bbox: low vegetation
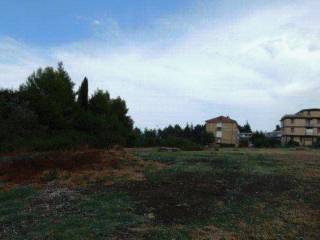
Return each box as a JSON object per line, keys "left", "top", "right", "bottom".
{"left": 1, "top": 148, "right": 319, "bottom": 239}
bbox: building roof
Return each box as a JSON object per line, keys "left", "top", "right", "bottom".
{"left": 206, "top": 116, "right": 238, "bottom": 124}
{"left": 281, "top": 108, "right": 320, "bottom": 120}
{"left": 296, "top": 108, "right": 320, "bottom": 114}
{"left": 281, "top": 114, "right": 298, "bottom": 120}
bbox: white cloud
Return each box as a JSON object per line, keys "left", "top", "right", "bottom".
{"left": 1, "top": 1, "right": 320, "bottom": 130}
{"left": 0, "top": 37, "right": 52, "bottom": 88}
{"left": 92, "top": 20, "right": 101, "bottom": 26}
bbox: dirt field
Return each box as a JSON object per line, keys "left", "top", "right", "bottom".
{"left": 0, "top": 148, "right": 319, "bottom": 239}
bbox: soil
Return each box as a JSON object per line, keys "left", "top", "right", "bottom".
{"left": 0, "top": 148, "right": 144, "bottom": 187}
{"left": 30, "top": 182, "right": 83, "bottom": 217}
{"left": 113, "top": 171, "right": 295, "bottom": 224}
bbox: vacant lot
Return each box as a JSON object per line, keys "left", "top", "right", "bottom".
{"left": 0, "top": 148, "right": 319, "bottom": 239}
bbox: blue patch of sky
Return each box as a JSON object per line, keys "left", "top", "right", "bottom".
{"left": 0, "top": 0, "right": 196, "bottom": 46}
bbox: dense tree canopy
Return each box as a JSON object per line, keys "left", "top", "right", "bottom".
{"left": 0, "top": 63, "right": 134, "bottom": 151}
{"left": 0, "top": 63, "right": 218, "bottom": 152}
{"left": 19, "top": 63, "right": 75, "bottom": 129}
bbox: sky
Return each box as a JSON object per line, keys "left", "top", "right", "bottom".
{"left": 1, "top": 0, "right": 320, "bottom": 131}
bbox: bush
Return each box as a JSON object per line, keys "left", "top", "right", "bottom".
{"left": 160, "top": 137, "right": 203, "bottom": 151}
{"left": 251, "top": 131, "right": 281, "bottom": 148}
{"left": 313, "top": 138, "right": 320, "bottom": 148}
{"left": 286, "top": 139, "right": 300, "bottom": 147}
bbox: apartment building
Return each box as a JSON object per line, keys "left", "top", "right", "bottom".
{"left": 281, "top": 108, "right": 320, "bottom": 146}
{"left": 205, "top": 116, "right": 239, "bottom": 146}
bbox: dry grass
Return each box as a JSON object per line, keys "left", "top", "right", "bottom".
{"left": 190, "top": 225, "right": 237, "bottom": 240}
{"left": 0, "top": 147, "right": 166, "bottom": 189}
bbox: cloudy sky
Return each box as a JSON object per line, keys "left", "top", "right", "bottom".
{"left": 1, "top": 0, "right": 320, "bottom": 131}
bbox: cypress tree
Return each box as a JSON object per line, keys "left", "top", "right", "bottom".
{"left": 77, "top": 77, "right": 88, "bottom": 109}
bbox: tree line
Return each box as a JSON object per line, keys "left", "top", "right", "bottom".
{"left": 0, "top": 63, "right": 133, "bottom": 151}
{"left": 132, "top": 124, "right": 214, "bottom": 150}
{"left": 0, "top": 63, "right": 213, "bottom": 152}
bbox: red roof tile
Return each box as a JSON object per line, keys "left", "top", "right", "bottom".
{"left": 206, "top": 116, "right": 237, "bottom": 124}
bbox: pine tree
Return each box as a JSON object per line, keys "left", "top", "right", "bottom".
{"left": 240, "top": 121, "right": 252, "bottom": 133}
{"left": 19, "top": 63, "right": 75, "bottom": 129}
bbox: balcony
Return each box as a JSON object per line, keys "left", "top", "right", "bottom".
{"left": 305, "top": 128, "right": 314, "bottom": 136}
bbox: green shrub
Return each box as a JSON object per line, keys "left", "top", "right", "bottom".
{"left": 251, "top": 131, "right": 281, "bottom": 148}
{"left": 313, "top": 137, "right": 320, "bottom": 148}
{"left": 286, "top": 139, "right": 300, "bottom": 147}
{"left": 160, "top": 137, "right": 203, "bottom": 151}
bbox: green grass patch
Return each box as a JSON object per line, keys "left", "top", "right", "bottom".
{"left": 0, "top": 188, "right": 144, "bottom": 240}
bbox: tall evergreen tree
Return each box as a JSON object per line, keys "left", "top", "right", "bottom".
{"left": 77, "top": 77, "right": 89, "bottom": 109}
{"left": 239, "top": 121, "right": 252, "bottom": 133}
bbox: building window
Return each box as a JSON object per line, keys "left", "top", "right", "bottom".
{"left": 318, "top": 128, "right": 320, "bottom": 134}
{"left": 216, "top": 131, "right": 222, "bottom": 138}
{"left": 307, "top": 111, "right": 311, "bottom": 116}
{"left": 306, "top": 119, "right": 311, "bottom": 126}
{"left": 216, "top": 127, "right": 222, "bottom": 131}
{"left": 291, "top": 119, "right": 294, "bottom": 124}
{"left": 306, "top": 128, "right": 314, "bottom": 135}
{"left": 318, "top": 119, "right": 320, "bottom": 125}
{"left": 291, "top": 127, "right": 294, "bottom": 133}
